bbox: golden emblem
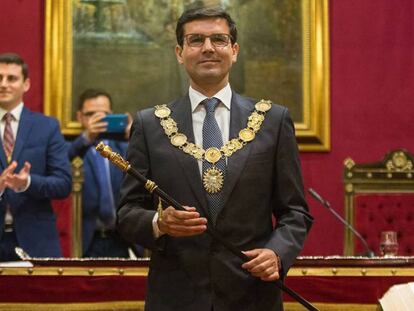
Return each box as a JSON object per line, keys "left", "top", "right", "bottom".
{"left": 255, "top": 100, "right": 272, "bottom": 112}
{"left": 203, "top": 167, "right": 224, "bottom": 193}
{"left": 161, "top": 119, "right": 178, "bottom": 135}
{"left": 155, "top": 106, "right": 171, "bottom": 118}
{"left": 248, "top": 112, "right": 265, "bottom": 132}
{"left": 205, "top": 147, "right": 222, "bottom": 164}
{"left": 193, "top": 150, "right": 204, "bottom": 160}
{"left": 189, "top": 144, "right": 200, "bottom": 155}
{"left": 239, "top": 128, "right": 255, "bottom": 142}
{"left": 171, "top": 133, "right": 187, "bottom": 147}
{"left": 221, "top": 141, "right": 235, "bottom": 157}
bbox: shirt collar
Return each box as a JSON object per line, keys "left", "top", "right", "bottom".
{"left": 0, "top": 102, "right": 24, "bottom": 122}
{"left": 189, "top": 84, "right": 232, "bottom": 112}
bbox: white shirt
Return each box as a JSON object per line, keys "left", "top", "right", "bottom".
{"left": 189, "top": 84, "right": 232, "bottom": 174}
{"left": 152, "top": 84, "right": 233, "bottom": 237}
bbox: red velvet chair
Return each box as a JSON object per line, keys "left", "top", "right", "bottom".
{"left": 343, "top": 149, "right": 414, "bottom": 256}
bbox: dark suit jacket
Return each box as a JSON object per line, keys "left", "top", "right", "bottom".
{"left": 0, "top": 107, "right": 72, "bottom": 257}
{"left": 68, "top": 137, "right": 127, "bottom": 254}
{"left": 118, "top": 92, "right": 313, "bottom": 311}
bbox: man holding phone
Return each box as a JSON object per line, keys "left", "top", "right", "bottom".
{"left": 68, "top": 88, "right": 136, "bottom": 257}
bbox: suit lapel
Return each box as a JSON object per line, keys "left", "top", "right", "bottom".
{"left": 220, "top": 93, "right": 254, "bottom": 208}
{"left": 12, "top": 107, "right": 35, "bottom": 163}
{"left": 168, "top": 96, "right": 208, "bottom": 214}
{"left": 0, "top": 134, "right": 7, "bottom": 169}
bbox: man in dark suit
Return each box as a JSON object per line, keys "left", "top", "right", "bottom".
{"left": 118, "top": 7, "right": 313, "bottom": 311}
{"left": 0, "top": 53, "right": 71, "bottom": 260}
{"left": 68, "top": 89, "right": 136, "bottom": 257}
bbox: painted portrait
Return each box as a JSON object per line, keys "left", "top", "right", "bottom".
{"left": 45, "top": 0, "right": 329, "bottom": 150}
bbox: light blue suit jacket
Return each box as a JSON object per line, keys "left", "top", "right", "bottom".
{"left": 0, "top": 107, "right": 72, "bottom": 257}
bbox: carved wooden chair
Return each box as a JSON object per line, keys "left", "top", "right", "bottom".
{"left": 343, "top": 149, "right": 414, "bottom": 256}
{"left": 70, "top": 156, "right": 84, "bottom": 257}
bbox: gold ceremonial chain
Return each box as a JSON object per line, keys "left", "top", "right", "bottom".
{"left": 154, "top": 99, "right": 272, "bottom": 193}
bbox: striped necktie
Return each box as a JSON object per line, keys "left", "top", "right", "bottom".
{"left": 3, "top": 113, "right": 15, "bottom": 164}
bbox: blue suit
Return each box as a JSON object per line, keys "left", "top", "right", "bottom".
{"left": 68, "top": 137, "right": 127, "bottom": 254}
{"left": 0, "top": 107, "right": 72, "bottom": 257}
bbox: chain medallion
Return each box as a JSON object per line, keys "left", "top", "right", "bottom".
{"left": 155, "top": 99, "right": 272, "bottom": 193}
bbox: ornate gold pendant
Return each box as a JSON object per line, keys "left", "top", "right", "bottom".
{"left": 239, "top": 128, "right": 255, "bottom": 142}
{"left": 203, "top": 167, "right": 224, "bottom": 193}
{"left": 154, "top": 105, "right": 171, "bottom": 118}
{"left": 170, "top": 133, "right": 187, "bottom": 147}
{"left": 205, "top": 147, "right": 221, "bottom": 164}
{"left": 255, "top": 99, "right": 272, "bottom": 112}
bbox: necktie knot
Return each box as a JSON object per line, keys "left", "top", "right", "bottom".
{"left": 203, "top": 97, "right": 220, "bottom": 114}
{"left": 3, "top": 113, "right": 14, "bottom": 123}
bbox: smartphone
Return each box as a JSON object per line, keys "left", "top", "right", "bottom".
{"left": 102, "top": 114, "right": 127, "bottom": 133}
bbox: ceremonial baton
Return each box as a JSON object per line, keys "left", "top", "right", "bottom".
{"left": 96, "top": 142, "right": 318, "bottom": 311}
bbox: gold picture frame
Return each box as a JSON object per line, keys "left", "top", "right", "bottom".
{"left": 44, "top": 0, "right": 330, "bottom": 151}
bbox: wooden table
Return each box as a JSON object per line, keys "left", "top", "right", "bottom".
{"left": 285, "top": 256, "right": 414, "bottom": 311}
{"left": 0, "top": 257, "right": 413, "bottom": 310}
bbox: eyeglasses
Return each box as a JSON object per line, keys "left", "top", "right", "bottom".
{"left": 184, "top": 33, "right": 233, "bottom": 48}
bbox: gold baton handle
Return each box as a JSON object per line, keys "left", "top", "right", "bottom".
{"left": 96, "top": 142, "right": 131, "bottom": 172}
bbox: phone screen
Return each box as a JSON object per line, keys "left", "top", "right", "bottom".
{"left": 102, "top": 114, "right": 127, "bottom": 133}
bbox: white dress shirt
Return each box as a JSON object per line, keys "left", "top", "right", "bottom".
{"left": 189, "top": 84, "right": 232, "bottom": 174}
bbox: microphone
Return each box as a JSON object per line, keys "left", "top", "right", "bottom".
{"left": 308, "top": 188, "right": 375, "bottom": 257}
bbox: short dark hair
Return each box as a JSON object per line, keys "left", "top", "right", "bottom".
{"left": 0, "top": 53, "right": 29, "bottom": 80}
{"left": 77, "top": 89, "right": 113, "bottom": 111}
{"left": 176, "top": 7, "right": 237, "bottom": 47}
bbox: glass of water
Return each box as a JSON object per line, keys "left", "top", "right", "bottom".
{"left": 379, "top": 231, "right": 399, "bottom": 257}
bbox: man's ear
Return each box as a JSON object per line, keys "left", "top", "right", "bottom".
{"left": 23, "top": 78, "right": 31, "bottom": 93}
{"left": 231, "top": 43, "right": 240, "bottom": 64}
{"left": 175, "top": 44, "right": 184, "bottom": 64}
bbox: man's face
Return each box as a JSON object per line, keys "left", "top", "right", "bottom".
{"left": 0, "top": 63, "right": 30, "bottom": 111}
{"left": 76, "top": 95, "right": 112, "bottom": 129}
{"left": 175, "top": 18, "right": 239, "bottom": 91}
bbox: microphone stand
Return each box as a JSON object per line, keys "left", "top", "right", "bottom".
{"left": 308, "top": 188, "right": 375, "bottom": 257}
{"left": 97, "top": 142, "right": 319, "bottom": 311}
